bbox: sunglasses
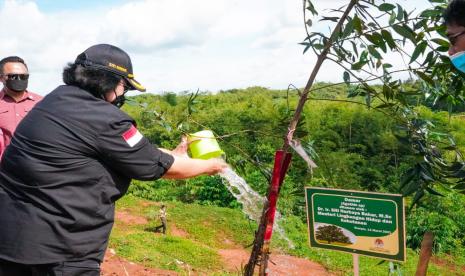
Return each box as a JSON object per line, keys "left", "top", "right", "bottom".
{"left": 121, "top": 80, "right": 130, "bottom": 94}
{"left": 3, "top": 74, "right": 29, "bottom": 81}
{"left": 448, "top": 30, "right": 465, "bottom": 46}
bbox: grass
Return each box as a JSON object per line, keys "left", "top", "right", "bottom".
{"left": 110, "top": 195, "right": 254, "bottom": 274}
{"left": 110, "top": 195, "right": 465, "bottom": 275}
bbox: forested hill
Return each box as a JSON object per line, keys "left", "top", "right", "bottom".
{"left": 123, "top": 84, "right": 465, "bottom": 256}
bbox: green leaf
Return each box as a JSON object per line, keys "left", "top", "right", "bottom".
{"left": 342, "top": 18, "right": 355, "bottom": 38}
{"left": 320, "top": 16, "right": 339, "bottom": 22}
{"left": 381, "top": 30, "right": 396, "bottom": 49}
{"left": 383, "top": 63, "right": 393, "bottom": 70}
{"left": 343, "top": 71, "right": 350, "bottom": 85}
{"left": 431, "top": 38, "right": 449, "bottom": 47}
{"left": 402, "top": 180, "right": 419, "bottom": 196}
{"left": 425, "top": 187, "right": 444, "bottom": 196}
{"left": 300, "top": 42, "right": 310, "bottom": 54}
{"left": 368, "top": 45, "right": 382, "bottom": 59}
{"left": 350, "top": 41, "right": 359, "bottom": 57}
{"left": 382, "top": 84, "right": 393, "bottom": 100}
{"left": 409, "top": 190, "right": 425, "bottom": 209}
{"left": 414, "top": 19, "right": 428, "bottom": 30}
{"left": 436, "top": 45, "right": 449, "bottom": 52}
{"left": 420, "top": 171, "right": 434, "bottom": 182}
{"left": 351, "top": 61, "right": 366, "bottom": 70}
{"left": 400, "top": 168, "right": 417, "bottom": 189}
{"left": 306, "top": 1, "right": 318, "bottom": 15}
{"left": 454, "top": 182, "right": 465, "bottom": 190}
{"left": 392, "top": 24, "right": 416, "bottom": 43}
{"left": 364, "top": 34, "right": 378, "bottom": 45}
{"left": 421, "top": 51, "right": 435, "bottom": 66}
{"left": 409, "top": 41, "right": 427, "bottom": 64}
{"left": 396, "top": 4, "right": 404, "bottom": 21}
{"left": 365, "top": 93, "right": 372, "bottom": 109}
{"left": 353, "top": 15, "right": 362, "bottom": 34}
{"left": 306, "top": 19, "right": 312, "bottom": 27}
{"left": 415, "top": 71, "right": 434, "bottom": 86}
{"left": 389, "top": 12, "right": 396, "bottom": 25}
{"left": 378, "top": 3, "right": 395, "bottom": 12}
{"left": 312, "top": 43, "right": 324, "bottom": 50}
{"left": 373, "top": 32, "right": 387, "bottom": 52}
{"left": 420, "top": 9, "right": 441, "bottom": 18}
{"left": 375, "top": 103, "right": 396, "bottom": 109}
{"left": 347, "top": 86, "right": 360, "bottom": 97}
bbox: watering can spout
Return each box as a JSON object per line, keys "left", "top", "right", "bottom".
{"left": 187, "top": 130, "right": 224, "bottom": 160}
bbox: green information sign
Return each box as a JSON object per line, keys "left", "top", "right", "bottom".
{"left": 305, "top": 187, "right": 405, "bottom": 261}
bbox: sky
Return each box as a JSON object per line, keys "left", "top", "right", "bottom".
{"left": 0, "top": 0, "right": 433, "bottom": 96}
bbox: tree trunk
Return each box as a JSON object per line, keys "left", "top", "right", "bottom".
{"left": 415, "top": 231, "right": 434, "bottom": 276}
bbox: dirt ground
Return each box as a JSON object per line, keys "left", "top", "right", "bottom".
{"left": 101, "top": 248, "right": 177, "bottom": 276}
{"left": 101, "top": 210, "right": 333, "bottom": 275}
{"left": 218, "top": 249, "right": 333, "bottom": 276}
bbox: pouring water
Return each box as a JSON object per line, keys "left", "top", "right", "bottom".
{"left": 219, "top": 167, "right": 294, "bottom": 249}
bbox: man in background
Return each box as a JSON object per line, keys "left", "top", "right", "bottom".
{"left": 155, "top": 205, "right": 168, "bottom": 234}
{"left": 0, "top": 56, "right": 42, "bottom": 159}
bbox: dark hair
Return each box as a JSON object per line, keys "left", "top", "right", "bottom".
{"left": 0, "top": 56, "right": 28, "bottom": 75}
{"left": 62, "top": 63, "right": 121, "bottom": 97}
{"left": 443, "top": 0, "right": 465, "bottom": 27}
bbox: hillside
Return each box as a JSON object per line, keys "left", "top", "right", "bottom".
{"left": 104, "top": 195, "right": 463, "bottom": 275}
{"left": 112, "top": 85, "right": 465, "bottom": 274}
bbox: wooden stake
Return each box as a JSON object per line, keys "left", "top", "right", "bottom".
{"left": 353, "top": 254, "right": 359, "bottom": 276}
{"left": 415, "top": 231, "right": 433, "bottom": 276}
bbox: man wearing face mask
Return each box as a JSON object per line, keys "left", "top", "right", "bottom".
{"left": 0, "top": 56, "right": 42, "bottom": 159}
{"left": 444, "top": 0, "right": 465, "bottom": 72}
{"left": 0, "top": 44, "right": 227, "bottom": 275}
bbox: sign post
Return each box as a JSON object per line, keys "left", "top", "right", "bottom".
{"left": 305, "top": 187, "right": 406, "bottom": 263}
{"left": 353, "top": 254, "right": 359, "bottom": 276}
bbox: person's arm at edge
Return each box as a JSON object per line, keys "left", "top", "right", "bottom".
{"left": 161, "top": 154, "right": 227, "bottom": 179}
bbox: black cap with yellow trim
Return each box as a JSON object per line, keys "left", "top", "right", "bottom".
{"left": 75, "top": 44, "right": 146, "bottom": 92}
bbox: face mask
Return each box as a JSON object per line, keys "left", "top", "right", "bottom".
{"left": 5, "top": 79, "right": 28, "bottom": 92}
{"left": 450, "top": 51, "right": 465, "bottom": 73}
{"left": 111, "top": 93, "right": 126, "bottom": 108}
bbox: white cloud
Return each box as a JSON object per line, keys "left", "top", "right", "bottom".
{"left": 0, "top": 0, "right": 433, "bottom": 95}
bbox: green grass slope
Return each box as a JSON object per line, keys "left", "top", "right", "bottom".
{"left": 110, "top": 195, "right": 464, "bottom": 275}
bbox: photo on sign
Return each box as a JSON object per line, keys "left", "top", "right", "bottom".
{"left": 314, "top": 223, "right": 356, "bottom": 246}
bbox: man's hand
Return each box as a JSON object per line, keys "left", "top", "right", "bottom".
{"left": 171, "top": 135, "right": 189, "bottom": 157}
{"left": 205, "top": 158, "right": 229, "bottom": 175}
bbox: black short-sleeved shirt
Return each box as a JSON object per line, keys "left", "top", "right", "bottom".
{"left": 0, "top": 85, "right": 174, "bottom": 264}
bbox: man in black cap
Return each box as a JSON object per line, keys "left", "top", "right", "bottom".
{"left": 0, "top": 44, "right": 227, "bottom": 275}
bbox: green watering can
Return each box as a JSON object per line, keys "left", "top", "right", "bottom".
{"left": 187, "top": 130, "right": 224, "bottom": 160}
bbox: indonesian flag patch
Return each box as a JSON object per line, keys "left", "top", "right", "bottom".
{"left": 122, "top": 125, "right": 143, "bottom": 147}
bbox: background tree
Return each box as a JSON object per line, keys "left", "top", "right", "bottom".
{"left": 316, "top": 225, "right": 353, "bottom": 244}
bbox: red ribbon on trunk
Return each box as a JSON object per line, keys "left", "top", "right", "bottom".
{"left": 264, "top": 150, "right": 292, "bottom": 241}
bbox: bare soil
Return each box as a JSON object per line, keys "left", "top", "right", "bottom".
{"left": 431, "top": 255, "right": 465, "bottom": 275}
{"left": 218, "top": 248, "right": 333, "bottom": 276}
{"left": 115, "top": 210, "right": 148, "bottom": 225}
{"left": 102, "top": 210, "right": 333, "bottom": 275}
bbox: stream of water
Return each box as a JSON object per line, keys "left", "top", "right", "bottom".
{"left": 219, "top": 167, "right": 295, "bottom": 249}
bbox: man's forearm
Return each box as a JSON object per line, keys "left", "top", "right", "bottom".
{"left": 162, "top": 155, "right": 226, "bottom": 179}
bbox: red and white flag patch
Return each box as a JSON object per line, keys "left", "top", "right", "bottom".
{"left": 122, "top": 125, "right": 143, "bottom": 147}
